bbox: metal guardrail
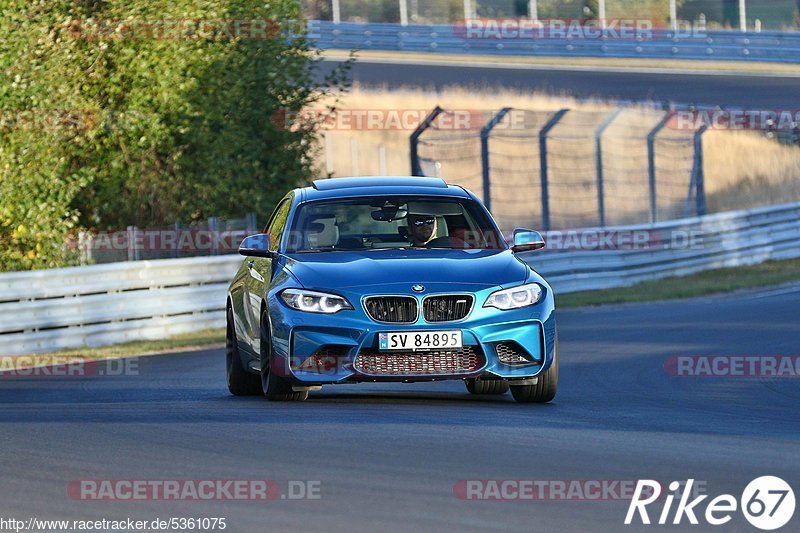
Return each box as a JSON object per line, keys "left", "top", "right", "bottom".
{"left": 1, "top": 200, "right": 798, "bottom": 355}
{"left": 0, "top": 256, "right": 241, "bottom": 355}
{"left": 308, "top": 20, "right": 800, "bottom": 63}
{"left": 522, "top": 201, "right": 800, "bottom": 292}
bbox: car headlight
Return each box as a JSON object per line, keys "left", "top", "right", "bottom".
{"left": 484, "top": 283, "right": 544, "bottom": 310}
{"left": 281, "top": 289, "right": 353, "bottom": 314}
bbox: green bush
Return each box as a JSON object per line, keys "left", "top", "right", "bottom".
{"left": 0, "top": 0, "right": 348, "bottom": 271}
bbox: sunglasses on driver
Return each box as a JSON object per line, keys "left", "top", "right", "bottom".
{"left": 410, "top": 217, "right": 435, "bottom": 227}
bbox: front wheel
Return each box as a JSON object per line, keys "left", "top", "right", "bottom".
{"left": 260, "top": 310, "right": 308, "bottom": 402}
{"left": 226, "top": 308, "right": 261, "bottom": 396}
{"left": 465, "top": 379, "right": 509, "bottom": 395}
{"left": 510, "top": 332, "right": 558, "bottom": 403}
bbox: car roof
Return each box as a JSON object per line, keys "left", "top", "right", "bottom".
{"left": 299, "top": 176, "right": 472, "bottom": 202}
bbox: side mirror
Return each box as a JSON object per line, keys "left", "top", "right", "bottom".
{"left": 511, "top": 229, "right": 545, "bottom": 253}
{"left": 238, "top": 233, "right": 272, "bottom": 258}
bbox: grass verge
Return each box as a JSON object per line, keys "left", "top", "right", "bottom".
{"left": 27, "top": 329, "right": 225, "bottom": 361}
{"left": 557, "top": 257, "right": 800, "bottom": 308}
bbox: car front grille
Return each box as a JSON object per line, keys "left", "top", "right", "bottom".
{"left": 354, "top": 346, "right": 483, "bottom": 376}
{"left": 495, "top": 341, "right": 537, "bottom": 365}
{"left": 422, "top": 294, "right": 474, "bottom": 322}
{"left": 364, "top": 296, "right": 418, "bottom": 323}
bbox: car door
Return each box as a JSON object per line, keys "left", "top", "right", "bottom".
{"left": 242, "top": 196, "right": 292, "bottom": 353}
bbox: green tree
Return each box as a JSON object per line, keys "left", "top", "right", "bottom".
{"left": 0, "top": 0, "right": 349, "bottom": 271}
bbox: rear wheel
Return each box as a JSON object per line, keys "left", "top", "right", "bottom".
{"left": 226, "top": 308, "right": 261, "bottom": 396}
{"left": 510, "top": 333, "right": 558, "bottom": 403}
{"left": 465, "top": 378, "right": 509, "bottom": 395}
{"left": 260, "top": 310, "right": 308, "bottom": 402}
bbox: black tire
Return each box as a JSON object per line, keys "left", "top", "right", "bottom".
{"left": 465, "top": 378, "right": 510, "bottom": 395}
{"left": 260, "top": 310, "right": 308, "bottom": 402}
{"left": 510, "top": 332, "right": 558, "bottom": 404}
{"left": 226, "top": 307, "right": 261, "bottom": 396}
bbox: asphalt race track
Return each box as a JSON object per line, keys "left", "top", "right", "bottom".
{"left": 318, "top": 57, "right": 800, "bottom": 109}
{"left": 2, "top": 284, "right": 799, "bottom": 532}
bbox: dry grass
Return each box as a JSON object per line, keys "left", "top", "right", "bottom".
{"left": 313, "top": 85, "right": 800, "bottom": 228}
{"left": 703, "top": 130, "right": 800, "bottom": 212}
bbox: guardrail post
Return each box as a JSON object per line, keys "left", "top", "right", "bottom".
{"left": 594, "top": 108, "right": 622, "bottom": 227}
{"left": 410, "top": 106, "right": 444, "bottom": 176}
{"left": 539, "top": 109, "right": 569, "bottom": 230}
{"left": 480, "top": 107, "right": 513, "bottom": 212}
{"left": 647, "top": 112, "right": 672, "bottom": 223}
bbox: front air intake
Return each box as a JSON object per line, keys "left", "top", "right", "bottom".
{"left": 354, "top": 346, "right": 483, "bottom": 376}
{"left": 495, "top": 341, "right": 538, "bottom": 365}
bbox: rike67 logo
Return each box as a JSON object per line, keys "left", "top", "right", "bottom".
{"left": 626, "top": 477, "right": 795, "bottom": 530}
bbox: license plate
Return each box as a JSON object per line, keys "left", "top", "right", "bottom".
{"left": 379, "top": 331, "right": 462, "bottom": 351}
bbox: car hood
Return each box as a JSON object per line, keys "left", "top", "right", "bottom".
{"left": 283, "top": 249, "right": 530, "bottom": 290}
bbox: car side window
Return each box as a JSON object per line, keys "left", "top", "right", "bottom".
{"left": 265, "top": 199, "right": 292, "bottom": 252}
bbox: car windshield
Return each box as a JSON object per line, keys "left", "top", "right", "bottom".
{"left": 286, "top": 196, "right": 506, "bottom": 253}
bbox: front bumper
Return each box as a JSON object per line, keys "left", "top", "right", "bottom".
{"left": 267, "top": 285, "right": 556, "bottom": 384}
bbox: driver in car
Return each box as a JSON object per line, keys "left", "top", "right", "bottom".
{"left": 407, "top": 213, "right": 437, "bottom": 247}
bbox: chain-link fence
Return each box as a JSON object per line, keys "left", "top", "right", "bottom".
{"left": 302, "top": 0, "right": 800, "bottom": 31}
{"left": 412, "top": 106, "right": 706, "bottom": 231}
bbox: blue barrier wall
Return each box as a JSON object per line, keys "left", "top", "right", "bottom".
{"left": 308, "top": 20, "right": 800, "bottom": 63}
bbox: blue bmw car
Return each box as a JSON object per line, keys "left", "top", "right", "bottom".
{"left": 226, "top": 176, "right": 557, "bottom": 403}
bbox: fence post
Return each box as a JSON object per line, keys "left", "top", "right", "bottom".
{"left": 594, "top": 108, "right": 622, "bottom": 227}
{"left": 246, "top": 212, "right": 258, "bottom": 234}
{"left": 647, "top": 112, "right": 672, "bottom": 224}
{"left": 378, "top": 143, "right": 387, "bottom": 176}
{"left": 539, "top": 109, "right": 569, "bottom": 231}
{"left": 693, "top": 125, "right": 707, "bottom": 216}
{"left": 350, "top": 138, "right": 359, "bottom": 176}
{"left": 410, "top": 106, "right": 443, "bottom": 176}
{"left": 480, "top": 107, "right": 513, "bottom": 212}
{"left": 323, "top": 131, "right": 334, "bottom": 177}
{"left": 126, "top": 225, "right": 138, "bottom": 262}
{"left": 208, "top": 216, "right": 219, "bottom": 256}
{"left": 78, "top": 231, "right": 92, "bottom": 265}
{"left": 173, "top": 222, "right": 181, "bottom": 258}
